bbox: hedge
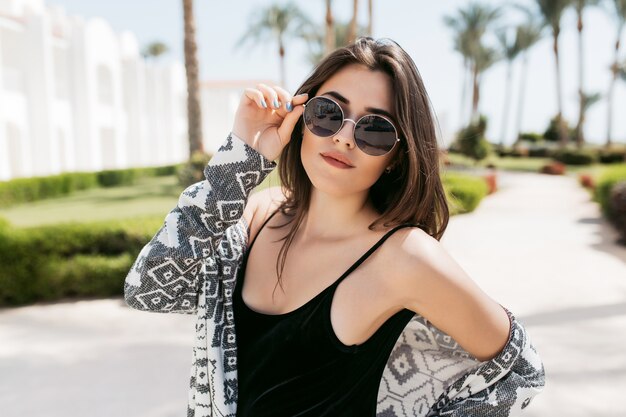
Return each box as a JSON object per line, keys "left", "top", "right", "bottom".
{"left": 442, "top": 172, "right": 489, "bottom": 214}
{"left": 0, "top": 216, "right": 163, "bottom": 307}
{"left": 551, "top": 149, "right": 597, "bottom": 165}
{"left": 0, "top": 164, "right": 180, "bottom": 208}
{"left": 594, "top": 164, "right": 626, "bottom": 219}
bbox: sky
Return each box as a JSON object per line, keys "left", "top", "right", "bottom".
{"left": 47, "top": 0, "right": 626, "bottom": 146}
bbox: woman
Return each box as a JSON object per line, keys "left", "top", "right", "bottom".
{"left": 124, "top": 37, "right": 545, "bottom": 417}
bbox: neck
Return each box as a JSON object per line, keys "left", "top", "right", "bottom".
{"left": 297, "top": 187, "right": 378, "bottom": 243}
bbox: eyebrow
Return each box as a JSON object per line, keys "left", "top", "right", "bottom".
{"left": 319, "top": 90, "right": 396, "bottom": 122}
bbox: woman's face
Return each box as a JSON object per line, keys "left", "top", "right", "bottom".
{"left": 300, "top": 63, "right": 400, "bottom": 197}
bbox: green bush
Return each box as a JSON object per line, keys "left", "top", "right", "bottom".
{"left": 598, "top": 149, "right": 626, "bottom": 164}
{"left": 526, "top": 144, "right": 553, "bottom": 158}
{"left": 543, "top": 115, "right": 575, "bottom": 143}
{"left": 0, "top": 163, "right": 183, "bottom": 208}
{"left": 518, "top": 132, "right": 544, "bottom": 143}
{"left": 609, "top": 181, "right": 626, "bottom": 243}
{"left": 96, "top": 168, "right": 138, "bottom": 187}
{"left": 151, "top": 164, "right": 180, "bottom": 176}
{"left": 0, "top": 173, "right": 98, "bottom": 208}
{"left": 443, "top": 172, "right": 489, "bottom": 214}
{"left": 594, "top": 164, "right": 626, "bottom": 218}
{"left": 453, "top": 115, "right": 492, "bottom": 163}
{"left": 552, "top": 149, "right": 597, "bottom": 165}
{"left": 44, "top": 253, "right": 134, "bottom": 300}
{"left": 0, "top": 216, "right": 164, "bottom": 307}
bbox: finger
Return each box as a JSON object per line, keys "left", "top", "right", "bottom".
{"left": 273, "top": 85, "right": 293, "bottom": 111}
{"left": 257, "top": 83, "right": 281, "bottom": 109}
{"left": 244, "top": 88, "right": 267, "bottom": 109}
{"left": 290, "top": 92, "right": 309, "bottom": 106}
{"left": 277, "top": 103, "right": 305, "bottom": 145}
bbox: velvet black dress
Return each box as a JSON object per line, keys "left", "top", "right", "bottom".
{"left": 233, "top": 210, "right": 418, "bottom": 416}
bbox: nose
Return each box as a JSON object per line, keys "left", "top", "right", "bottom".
{"left": 333, "top": 119, "right": 356, "bottom": 149}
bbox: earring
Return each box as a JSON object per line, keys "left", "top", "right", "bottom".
{"left": 384, "top": 166, "right": 392, "bottom": 173}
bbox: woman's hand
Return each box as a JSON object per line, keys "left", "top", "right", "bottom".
{"left": 232, "top": 84, "right": 308, "bottom": 162}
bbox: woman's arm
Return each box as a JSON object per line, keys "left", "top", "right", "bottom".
{"left": 425, "top": 306, "right": 545, "bottom": 416}
{"left": 123, "top": 132, "right": 277, "bottom": 314}
{"left": 393, "top": 229, "right": 546, "bottom": 415}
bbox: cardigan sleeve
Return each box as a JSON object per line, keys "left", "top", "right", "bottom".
{"left": 425, "top": 305, "right": 546, "bottom": 416}
{"left": 123, "top": 132, "right": 277, "bottom": 314}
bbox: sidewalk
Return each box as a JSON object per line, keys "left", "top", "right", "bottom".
{"left": 440, "top": 170, "right": 626, "bottom": 416}
{"left": 1, "top": 170, "right": 625, "bottom": 416}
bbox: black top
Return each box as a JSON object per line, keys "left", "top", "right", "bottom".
{"left": 233, "top": 210, "right": 419, "bottom": 416}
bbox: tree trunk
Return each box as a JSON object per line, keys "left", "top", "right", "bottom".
{"left": 279, "top": 40, "right": 286, "bottom": 88}
{"left": 183, "top": 0, "right": 204, "bottom": 156}
{"left": 553, "top": 29, "right": 568, "bottom": 148}
{"left": 606, "top": 31, "right": 622, "bottom": 149}
{"left": 348, "top": 0, "right": 358, "bottom": 44}
{"left": 471, "top": 62, "right": 480, "bottom": 124}
{"left": 367, "top": 0, "right": 373, "bottom": 36}
{"left": 500, "top": 60, "right": 513, "bottom": 146}
{"left": 515, "top": 52, "right": 530, "bottom": 144}
{"left": 575, "top": 11, "right": 585, "bottom": 149}
{"left": 325, "top": 0, "right": 335, "bottom": 54}
{"left": 459, "top": 58, "right": 469, "bottom": 128}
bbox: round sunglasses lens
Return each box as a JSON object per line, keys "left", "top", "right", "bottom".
{"left": 304, "top": 97, "right": 343, "bottom": 137}
{"left": 354, "top": 115, "right": 397, "bottom": 156}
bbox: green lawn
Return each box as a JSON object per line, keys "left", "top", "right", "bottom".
{"left": 445, "top": 151, "right": 626, "bottom": 179}
{"left": 0, "top": 169, "right": 283, "bottom": 228}
{"left": 445, "top": 152, "right": 552, "bottom": 172}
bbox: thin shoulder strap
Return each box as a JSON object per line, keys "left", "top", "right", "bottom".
{"left": 247, "top": 207, "right": 281, "bottom": 251}
{"left": 334, "top": 223, "right": 421, "bottom": 285}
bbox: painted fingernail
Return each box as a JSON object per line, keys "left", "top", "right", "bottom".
{"left": 273, "top": 99, "right": 280, "bottom": 108}
{"left": 261, "top": 99, "right": 267, "bottom": 108}
{"left": 286, "top": 101, "right": 293, "bottom": 112}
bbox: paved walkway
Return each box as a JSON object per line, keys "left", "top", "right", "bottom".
{"left": 440, "top": 170, "right": 626, "bottom": 416}
{"left": 1, "top": 170, "right": 625, "bottom": 416}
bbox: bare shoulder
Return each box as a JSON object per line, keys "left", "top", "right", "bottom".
{"left": 386, "top": 226, "right": 511, "bottom": 362}
{"left": 386, "top": 225, "right": 479, "bottom": 307}
{"left": 243, "top": 185, "right": 288, "bottom": 244}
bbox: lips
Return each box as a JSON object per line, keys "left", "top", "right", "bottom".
{"left": 320, "top": 152, "right": 354, "bottom": 167}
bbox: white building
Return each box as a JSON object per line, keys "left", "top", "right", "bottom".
{"left": 0, "top": 0, "right": 287, "bottom": 182}
{"left": 0, "top": 0, "right": 188, "bottom": 181}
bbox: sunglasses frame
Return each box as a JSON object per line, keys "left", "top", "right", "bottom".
{"left": 301, "top": 95, "right": 401, "bottom": 157}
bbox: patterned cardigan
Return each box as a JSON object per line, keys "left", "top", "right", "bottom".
{"left": 123, "top": 132, "right": 546, "bottom": 417}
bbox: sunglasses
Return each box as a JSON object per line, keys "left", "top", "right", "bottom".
{"left": 302, "top": 96, "right": 401, "bottom": 157}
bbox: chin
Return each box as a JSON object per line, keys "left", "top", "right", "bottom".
{"left": 304, "top": 155, "right": 381, "bottom": 197}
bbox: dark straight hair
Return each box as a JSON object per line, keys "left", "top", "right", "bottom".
{"left": 265, "top": 37, "right": 449, "bottom": 297}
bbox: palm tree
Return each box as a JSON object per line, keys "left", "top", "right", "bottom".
{"left": 235, "top": 2, "right": 313, "bottom": 88}
{"left": 182, "top": 0, "right": 203, "bottom": 156}
{"left": 513, "top": 12, "right": 544, "bottom": 144}
{"left": 444, "top": 2, "right": 502, "bottom": 125}
{"left": 573, "top": 0, "right": 601, "bottom": 148}
{"left": 141, "top": 41, "right": 169, "bottom": 61}
{"left": 325, "top": 0, "right": 335, "bottom": 55}
{"left": 347, "top": 0, "right": 359, "bottom": 44}
{"left": 620, "top": 59, "right": 626, "bottom": 80}
{"left": 303, "top": 19, "right": 368, "bottom": 66}
{"left": 472, "top": 44, "right": 501, "bottom": 121}
{"left": 578, "top": 92, "right": 602, "bottom": 146}
{"left": 605, "top": 0, "right": 626, "bottom": 148}
{"left": 533, "top": 0, "right": 573, "bottom": 147}
{"left": 450, "top": 30, "right": 474, "bottom": 127}
{"left": 495, "top": 27, "right": 523, "bottom": 146}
